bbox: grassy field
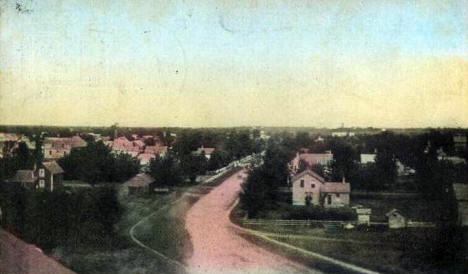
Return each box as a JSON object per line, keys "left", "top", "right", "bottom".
{"left": 232, "top": 195, "right": 467, "bottom": 274}
{"left": 60, "top": 186, "right": 191, "bottom": 274}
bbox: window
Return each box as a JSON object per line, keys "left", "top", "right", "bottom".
{"left": 49, "top": 151, "right": 52, "bottom": 155}
{"left": 39, "top": 180, "right": 45, "bottom": 188}
{"left": 39, "top": 169, "right": 45, "bottom": 177}
{"left": 336, "top": 193, "right": 340, "bottom": 197}
{"left": 300, "top": 180, "right": 304, "bottom": 188}
{"left": 311, "top": 184, "right": 315, "bottom": 188}
{"left": 327, "top": 195, "right": 332, "bottom": 205}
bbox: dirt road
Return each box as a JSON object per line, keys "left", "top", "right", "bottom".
{"left": 185, "top": 169, "right": 319, "bottom": 274}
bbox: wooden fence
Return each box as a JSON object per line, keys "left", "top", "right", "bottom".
{"left": 242, "top": 219, "right": 435, "bottom": 228}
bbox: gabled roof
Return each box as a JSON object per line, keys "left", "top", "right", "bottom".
{"left": 42, "top": 161, "right": 64, "bottom": 174}
{"left": 291, "top": 168, "right": 325, "bottom": 183}
{"left": 126, "top": 173, "right": 155, "bottom": 187}
{"left": 296, "top": 153, "right": 333, "bottom": 167}
{"left": 386, "top": 208, "right": 404, "bottom": 217}
{"left": 195, "top": 147, "right": 215, "bottom": 155}
{"left": 321, "top": 182, "right": 350, "bottom": 193}
{"left": 453, "top": 184, "right": 468, "bottom": 202}
{"left": 9, "top": 170, "right": 36, "bottom": 183}
{"left": 70, "top": 136, "right": 87, "bottom": 148}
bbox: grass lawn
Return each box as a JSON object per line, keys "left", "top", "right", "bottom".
{"left": 233, "top": 196, "right": 467, "bottom": 274}
{"left": 59, "top": 185, "right": 191, "bottom": 274}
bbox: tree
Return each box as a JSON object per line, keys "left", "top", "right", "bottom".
{"left": 240, "top": 142, "right": 290, "bottom": 217}
{"left": 148, "top": 153, "right": 183, "bottom": 186}
{"left": 58, "top": 141, "right": 139, "bottom": 184}
{"left": 180, "top": 154, "right": 207, "bottom": 182}
{"left": 207, "top": 150, "right": 229, "bottom": 171}
{"left": 329, "top": 139, "right": 357, "bottom": 181}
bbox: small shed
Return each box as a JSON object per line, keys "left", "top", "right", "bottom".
{"left": 386, "top": 209, "right": 407, "bottom": 229}
{"left": 126, "top": 173, "right": 155, "bottom": 196}
{"left": 354, "top": 205, "right": 372, "bottom": 225}
{"left": 453, "top": 184, "right": 468, "bottom": 226}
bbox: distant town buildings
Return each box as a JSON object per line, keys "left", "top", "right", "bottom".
{"left": 453, "top": 134, "right": 467, "bottom": 151}
{"left": 43, "top": 136, "right": 86, "bottom": 160}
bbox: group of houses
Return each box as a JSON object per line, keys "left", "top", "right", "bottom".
{"left": 43, "top": 136, "right": 87, "bottom": 160}
{"left": 103, "top": 136, "right": 215, "bottom": 168}
{"left": 104, "top": 136, "right": 168, "bottom": 167}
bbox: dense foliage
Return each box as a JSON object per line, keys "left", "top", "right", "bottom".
{"left": 58, "top": 141, "right": 140, "bottom": 184}
{"left": 148, "top": 153, "right": 184, "bottom": 186}
{"left": 240, "top": 141, "right": 290, "bottom": 217}
{"left": 0, "top": 184, "right": 123, "bottom": 252}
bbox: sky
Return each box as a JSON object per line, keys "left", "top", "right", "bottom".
{"left": 1, "top": 0, "right": 467, "bottom": 128}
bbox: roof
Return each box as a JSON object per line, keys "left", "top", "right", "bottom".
{"left": 70, "top": 136, "right": 86, "bottom": 148}
{"left": 360, "top": 154, "right": 376, "bottom": 164}
{"left": 133, "top": 140, "right": 145, "bottom": 147}
{"left": 321, "top": 182, "right": 350, "bottom": 193}
{"left": 42, "top": 161, "right": 64, "bottom": 174}
{"left": 291, "top": 168, "right": 325, "bottom": 183}
{"left": 386, "top": 208, "right": 404, "bottom": 217}
{"left": 196, "top": 147, "right": 215, "bottom": 155}
{"left": 145, "top": 145, "right": 168, "bottom": 154}
{"left": 297, "top": 153, "right": 333, "bottom": 166}
{"left": 453, "top": 184, "right": 468, "bottom": 201}
{"left": 0, "top": 133, "right": 20, "bottom": 142}
{"left": 126, "top": 173, "right": 155, "bottom": 187}
{"left": 9, "top": 170, "right": 36, "bottom": 183}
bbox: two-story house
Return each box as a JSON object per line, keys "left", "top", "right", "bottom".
{"left": 7, "top": 161, "right": 64, "bottom": 191}
{"left": 291, "top": 168, "right": 350, "bottom": 207}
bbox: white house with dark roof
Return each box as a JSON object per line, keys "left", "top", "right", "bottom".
{"left": 291, "top": 169, "right": 350, "bottom": 207}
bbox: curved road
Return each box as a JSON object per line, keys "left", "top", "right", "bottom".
{"left": 185, "top": 169, "right": 320, "bottom": 274}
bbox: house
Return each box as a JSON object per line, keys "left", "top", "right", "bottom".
{"left": 354, "top": 206, "right": 372, "bottom": 225}
{"left": 126, "top": 173, "right": 156, "bottom": 196}
{"left": 39, "top": 161, "right": 64, "bottom": 191}
{"left": 43, "top": 136, "right": 86, "bottom": 160}
{"left": 291, "top": 169, "right": 350, "bottom": 207}
{"left": 396, "top": 160, "right": 415, "bottom": 176}
{"left": 6, "top": 161, "right": 64, "bottom": 191}
{"left": 289, "top": 152, "right": 333, "bottom": 174}
{"left": 453, "top": 184, "right": 468, "bottom": 226}
{"left": 194, "top": 146, "right": 215, "bottom": 159}
{"left": 8, "top": 170, "right": 37, "bottom": 189}
{"left": 386, "top": 209, "right": 407, "bottom": 229}
{"left": 144, "top": 145, "right": 168, "bottom": 156}
{"left": 133, "top": 140, "right": 146, "bottom": 151}
{"left": 138, "top": 153, "right": 156, "bottom": 167}
{"left": 360, "top": 154, "right": 376, "bottom": 164}
{"left": 331, "top": 131, "right": 355, "bottom": 137}
{"left": 454, "top": 134, "right": 467, "bottom": 151}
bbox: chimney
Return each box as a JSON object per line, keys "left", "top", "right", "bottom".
{"left": 342, "top": 176, "right": 346, "bottom": 184}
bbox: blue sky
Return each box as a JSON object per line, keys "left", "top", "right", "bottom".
{"left": 1, "top": 0, "right": 467, "bottom": 127}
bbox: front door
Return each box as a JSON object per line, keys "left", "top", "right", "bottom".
{"left": 305, "top": 192, "right": 312, "bottom": 206}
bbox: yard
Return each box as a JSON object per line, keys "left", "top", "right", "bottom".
{"left": 232, "top": 195, "right": 467, "bottom": 274}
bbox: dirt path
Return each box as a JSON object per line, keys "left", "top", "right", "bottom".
{"left": 185, "top": 170, "right": 319, "bottom": 274}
